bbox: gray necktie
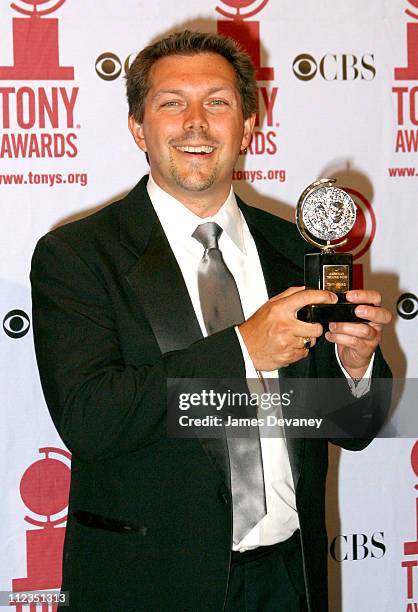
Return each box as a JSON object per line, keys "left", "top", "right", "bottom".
{"left": 192, "top": 221, "right": 267, "bottom": 544}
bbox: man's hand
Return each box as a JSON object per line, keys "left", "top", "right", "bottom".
{"left": 325, "top": 289, "right": 392, "bottom": 379}
{"left": 238, "top": 286, "right": 338, "bottom": 371}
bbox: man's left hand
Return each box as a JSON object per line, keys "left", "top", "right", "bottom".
{"left": 325, "top": 289, "right": 392, "bottom": 379}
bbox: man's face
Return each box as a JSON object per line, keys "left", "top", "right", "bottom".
{"left": 129, "top": 53, "right": 255, "bottom": 211}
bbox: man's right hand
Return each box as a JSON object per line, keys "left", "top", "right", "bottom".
{"left": 238, "top": 286, "right": 338, "bottom": 371}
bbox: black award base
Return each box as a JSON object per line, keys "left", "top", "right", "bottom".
{"left": 297, "top": 251, "right": 368, "bottom": 325}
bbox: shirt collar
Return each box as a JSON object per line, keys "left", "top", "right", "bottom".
{"left": 147, "top": 174, "right": 246, "bottom": 253}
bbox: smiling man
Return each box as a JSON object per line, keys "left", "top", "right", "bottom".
{"left": 127, "top": 52, "right": 254, "bottom": 213}
{"left": 31, "top": 31, "right": 392, "bottom": 611}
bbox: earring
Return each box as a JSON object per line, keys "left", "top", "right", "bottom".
{"left": 240, "top": 147, "right": 247, "bottom": 154}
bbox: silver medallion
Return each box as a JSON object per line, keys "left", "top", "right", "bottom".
{"left": 296, "top": 179, "right": 356, "bottom": 249}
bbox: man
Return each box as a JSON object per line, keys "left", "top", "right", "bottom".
{"left": 31, "top": 31, "right": 392, "bottom": 611}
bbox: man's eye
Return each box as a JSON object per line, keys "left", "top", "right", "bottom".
{"left": 161, "top": 101, "right": 180, "bottom": 107}
{"left": 209, "top": 99, "right": 228, "bottom": 106}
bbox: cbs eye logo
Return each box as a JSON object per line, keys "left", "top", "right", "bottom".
{"left": 293, "top": 54, "right": 318, "bottom": 81}
{"left": 292, "top": 53, "right": 376, "bottom": 81}
{"left": 397, "top": 293, "right": 418, "bottom": 320}
{"left": 3, "top": 310, "right": 30, "bottom": 339}
{"left": 95, "top": 52, "right": 136, "bottom": 81}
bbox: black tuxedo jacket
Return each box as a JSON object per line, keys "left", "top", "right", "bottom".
{"left": 31, "top": 176, "right": 391, "bottom": 612}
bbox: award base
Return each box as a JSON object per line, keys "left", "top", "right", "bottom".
{"left": 297, "top": 251, "right": 368, "bottom": 325}
{"left": 297, "top": 302, "right": 366, "bottom": 325}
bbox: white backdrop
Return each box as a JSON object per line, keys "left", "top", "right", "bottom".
{"left": 0, "top": 1, "right": 417, "bottom": 610}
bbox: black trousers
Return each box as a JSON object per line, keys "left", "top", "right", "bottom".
{"left": 225, "top": 530, "right": 308, "bottom": 611}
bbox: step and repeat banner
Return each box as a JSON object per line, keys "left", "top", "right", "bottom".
{"left": 0, "top": 0, "right": 417, "bottom": 610}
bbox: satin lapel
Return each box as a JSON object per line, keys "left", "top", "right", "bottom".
{"left": 120, "top": 177, "right": 202, "bottom": 353}
{"left": 121, "top": 178, "right": 229, "bottom": 487}
{"left": 126, "top": 220, "right": 202, "bottom": 354}
{"left": 239, "top": 203, "right": 310, "bottom": 489}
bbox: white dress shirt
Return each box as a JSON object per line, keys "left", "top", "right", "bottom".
{"left": 146, "top": 174, "right": 372, "bottom": 552}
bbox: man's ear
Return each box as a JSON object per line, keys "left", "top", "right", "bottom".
{"left": 241, "top": 113, "right": 256, "bottom": 150}
{"left": 128, "top": 115, "right": 147, "bottom": 152}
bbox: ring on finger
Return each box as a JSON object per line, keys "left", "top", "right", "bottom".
{"left": 302, "top": 337, "right": 312, "bottom": 350}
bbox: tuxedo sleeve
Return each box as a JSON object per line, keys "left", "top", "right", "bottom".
{"left": 31, "top": 233, "right": 245, "bottom": 461}
{"left": 312, "top": 335, "right": 392, "bottom": 450}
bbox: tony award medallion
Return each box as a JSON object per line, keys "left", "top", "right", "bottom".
{"left": 296, "top": 178, "right": 365, "bottom": 324}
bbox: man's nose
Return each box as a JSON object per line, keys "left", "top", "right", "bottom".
{"left": 183, "top": 102, "right": 209, "bottom": 131}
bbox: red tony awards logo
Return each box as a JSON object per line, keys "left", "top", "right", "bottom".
{"left": 215, "top": 0, "right": 280, "bottom": 157}
{"left": 395, "top": 0, "right": 418, "bottom": 80}
{"left": 11, "top": 447, "right": 71, "bottom": 606}
{"left": 402, "top": 441, "right": 418, "bottom": 609}
{"left": 392, "top": 1, "right": 418, "bottom": 153}
{"left": 216, "top": 0, "right": 274, "bottom": 81}
{"left": 0, "top": 0, "right": 74, "bottom": 80}
{"left": 337, "top": 188, "right": 376, "bottom": 289}
{"left": 0, "top": 0, "right": 79, "bottom": 159}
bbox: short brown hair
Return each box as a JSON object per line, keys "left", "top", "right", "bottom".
{"left": 126, "top": 30, "right": 257, "bottom": 123}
